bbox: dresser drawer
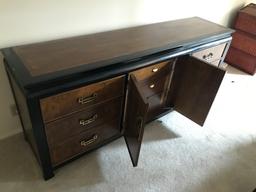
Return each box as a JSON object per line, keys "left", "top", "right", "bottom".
{"left": 192, "top": 43, "right": 226, "bottom": 63}
{"left": 130, "top": 60, "right": 173, "bottom": 82}
{"left": 140, "top": 74, "right": 169, "bottom": 98}
{"left": 40, "top": 75, "right": 125, "bottom": 122}
{"left": 50, "top": 119, "right": 120, "bottom": 165}
{"left": 45, "top": 98, "right": 123, "bottom": 146}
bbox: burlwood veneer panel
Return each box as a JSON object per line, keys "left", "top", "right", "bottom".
{"left": 50, "top": 119, "right": 120, "bottom": 166}
{"left": 40, "top": 75, "right": 125, "bottom": 123}
{"left": 45, "top": 97, "right": 123, "bottom": 146}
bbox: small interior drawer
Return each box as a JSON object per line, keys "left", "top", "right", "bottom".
{"left": 50, "top": 119, "right": 120, "bottom": 166}
{"left": 130, "top": 60, "right": 173, "bottom": 82}
{"left": 192, "top": 43, "right": 227, "bottom": 63}
{"left": 139, "top": 74, "right": 169, "bottom": 98}
{"left": 40, "top": 75, "right": 125, "bottom": 123}
{"left": 45, "top": 97, "right": 123, "bottom": 146}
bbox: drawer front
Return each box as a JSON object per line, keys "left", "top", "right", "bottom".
{"left": 192, "top": 43, "right": 226, "bottom": 63}
{"left": 140, "top": 74, "right": 169, "bottom": 98}
{"left": 50, "top": 119, "right": 120, "bottom": 165}
{"left": 130, "top": 60, "right": 173, "bottom": 82}
{"left": 40, "top": 75, "right": 125, "bottom": 123}
{"left": 45, "top": 98, "right": 123, "bottom": 146}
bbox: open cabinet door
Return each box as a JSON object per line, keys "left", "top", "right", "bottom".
{"left": 124, "top": 75, "right": 149, "bottom": 166}
{"left": 168, "top": 56, "right": 225, "bottom": 126}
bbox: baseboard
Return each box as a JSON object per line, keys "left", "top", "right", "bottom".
{"left": 0, "top": 128, "right": 22, "bottom": 140}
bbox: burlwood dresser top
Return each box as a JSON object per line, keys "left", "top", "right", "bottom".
{"left": 3, "top": 17, "right": 233, "bottom": 90}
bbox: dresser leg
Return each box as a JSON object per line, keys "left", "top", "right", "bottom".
{"left": 43, "top": 169, "right": 54, "bottom": 180}
{"left": 23, "top": 132, "right": 28, "bottom": 141}
{"left": 27, "top": 97, "right": 55, "bottom": 181}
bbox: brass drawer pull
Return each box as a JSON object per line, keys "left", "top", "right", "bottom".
{"left": 203, "top": 52, "right": 213, "bottom": 60}
{"left": 152, "top": 68, "right": 159, "bottom": 72}
{"left": 77, "top": 93, "right": 98, "bottom": 105}
{"left": 80, "top": 135, "right": 98, "bottom": 147}
{"left": 79, "top": 114, "right": 98, "bottom": 126}
{"left": 149, "top": 84, "right": 155, "bottom": 89}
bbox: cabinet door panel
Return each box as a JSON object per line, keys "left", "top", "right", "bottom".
{"left": 168, "top": 56, "right": 225, "bottom": 126}
{"left": 124, "top": 75, "right": 149, "bottom": 166}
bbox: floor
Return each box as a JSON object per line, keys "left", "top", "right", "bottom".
{"left": 0, "top": 66, "right": 255, "bottom": 192}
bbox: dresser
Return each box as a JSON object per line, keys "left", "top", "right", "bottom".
{"left": 2, "top": 17, "right": 234, "bottom": 180}
{"left": 225, "top": 3, "right": 256, "bottom": 75}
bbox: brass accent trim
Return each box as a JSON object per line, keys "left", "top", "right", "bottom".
{"left": 203, "top": 52, "right": 213, "bottom": 60}
{"left": 152, "top": 68, "right": 159, "bottom": 72}
{"left": 79, "top": 114, "right": 98, "bottom": 126}
{"left": 77, "top": 93, "right": 97, "bottom": 105}
{"left": 80, "top": 135, "right": 98, "bottom": 147}
{"left": 149, "top": 84, "right": 155, "bottom": 89}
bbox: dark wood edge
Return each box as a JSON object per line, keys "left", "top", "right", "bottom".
{"left": 119, "top": 75, "right": 129, "bottom": 133}
{"left": 4, "top": 64, "right": 28, "bottom": 141}
{"left": 26, "top": 96, "right": 54, "bottom": 180}
{"left": 219, "top": 40, "right": 232, "bottom": 67}
{"left": 4, "top": 65, "right": 46, "bottom": 174}
{"left": 2, "top": 49, "right": 31, "bottom": 92}
{"left": 124, "top": 137, "right": 137, "bottom": 167}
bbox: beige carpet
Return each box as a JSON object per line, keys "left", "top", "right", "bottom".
{"left": 0, "top": 66, "right": 256, "bottom": 192}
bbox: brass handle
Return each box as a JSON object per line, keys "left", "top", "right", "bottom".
{"left": 137, "top": 117, "right": 144, "bottom": 141}
{"left": 203, "top": 52, "right": 213, "bottom": 60}
{"left": 77, "top": 93, "right": 97, "bottom": 105}
{"left": 149, "top": 84, "right": 155, "bottom": 89}
{"left": 79, "top": 114, "right": 98, "bottom": 126}
{"left": 80, "top": 135, "right": 98, "bottom": 147}
{"left": 152, "top": 68, "right": 159, "bottom": 73}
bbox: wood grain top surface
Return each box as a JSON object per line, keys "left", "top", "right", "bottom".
{"left": 13, "top": 17, "right": 232, "bottom": 77}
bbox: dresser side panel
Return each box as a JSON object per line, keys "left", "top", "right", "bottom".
{"left": 6, "top": 68, "right": 40, "bottom": 161}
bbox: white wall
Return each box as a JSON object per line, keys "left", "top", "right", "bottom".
{"left": 0, "top": 0, "right": 247, "bottom": 139}
{"left": 247, "top": 0, "right": 256, "bottom": 4}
